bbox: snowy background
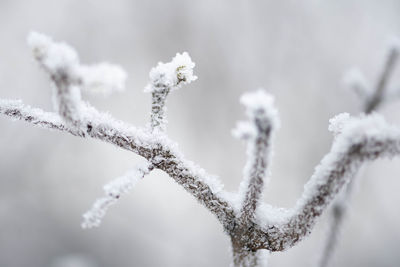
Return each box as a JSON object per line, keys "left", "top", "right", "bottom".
{"left": 1, "top": 0, "right": 400, "bottom": 266}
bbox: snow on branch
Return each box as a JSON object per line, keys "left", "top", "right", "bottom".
{"left": 233, "top": 89, "right": 279, "bottom": 224}
{"left": 319, "top": 37, "right": 400, "bottom": 267}
{"left": 145, "top": 52, "right": 197, "bottom": 132}
{"left": 4, "top": 32, "right": 400, "bottom": 267}
{"left": 82, "top": 161, "right": 153, "bottom": 228}
{"left": 254, "top": 114, "right": 400, "bottom": 252}
{"left": 28, "top": 32, "right": 127, "bottom": 130}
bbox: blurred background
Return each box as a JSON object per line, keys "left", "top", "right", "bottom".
{"left": 1, "top": 0, "right": 400, "bottom": 266}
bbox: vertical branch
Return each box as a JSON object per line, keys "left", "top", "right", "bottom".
{"left": 235, "top": 90, "right": 279, "bottom": 224}
{"left": 239, "top": 122, "right": 272, "bottom": 224}
{"left": 231, "top": 243, "right": 269, "bottom": 267}
{"left": 318, "top": 40, "right": 399, "bottom": 267}
{"left": 28, "top": 32, "right": 84, "bottom": 129}
{"left": 145, "top": 52, "right": 197, "bottom": 133}
{"left": 150, "top": 88, "right": 170, "bottom": 131}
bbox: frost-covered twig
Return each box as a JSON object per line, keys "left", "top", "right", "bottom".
{"left": 145, "top": 52, "right": 197, "bottom": 132}
{"left": 318, "top": 39, "right": 400, "bottom": 267}
{"left": 0, "top": 33, "right": 233, "bottom": 229}
{"left": 2, "top": 33, "right": 400, "bottom": 267}
{"left": 82, "top": 162, "right": 153, "bottom": 228}
{"left": 234, "top": 90, "right": 278, "bottom": 225}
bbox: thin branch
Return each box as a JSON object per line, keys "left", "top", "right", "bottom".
{"left": 145, "top": 52, "right": 197, "bottom": 133}
{"left": 236, "top": 90, "right": 278, "bottom": 225}
{"left": 365, "top": 45, "right": 399, "bottom": 113}
{"left": 82, "top": 162, "right": 153, "bottom": 228}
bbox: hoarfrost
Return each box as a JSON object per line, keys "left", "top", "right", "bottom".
{"left": 78, "top": 63, "right": 127, "bottom": 95}
{"left": 28, "top": 31, "right": 127, "bottom": 95}
{"left": 144, "top": 52, "right": 197, "bottom": 93}
{"left": 328, "top": 112, "right": 350, "bottom": 137}
{"left": 28, "top": 32, "right": 79, "bottom": 75}
{"left": 82, "top": 161, "right": 151, "bottom": 228}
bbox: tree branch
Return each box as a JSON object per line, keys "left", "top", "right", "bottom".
{"left": 3, "top": 32, "right": 400, "bottom": 267}
{"left": 252, "top": 114, "right": 400, "bottom": 252}
{"left": 235, "top": 90, "right": 278, "bottom": 225}
{"left": 318, "top": 39, "right": 400, "bottom": 267}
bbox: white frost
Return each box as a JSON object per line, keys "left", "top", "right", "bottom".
{"left": 28, "top": 31, "right": 127, "bottom": 95}
{"left": 78, "top": 63, "right": 127, "bottom": 95}
{"left": 240, "top": 89, "right": 280, "bottom": 131}
{"left": 82, "top": 161, "right": 151, "bottom": 229}
{"left": 328, "top": 112, "right": 351, "bottom": 137}
{"left": 28, "top": 31, "right": 79, "bottom": 75}
{"left": 145, "top": 52, "right": 197, "bottom": 93}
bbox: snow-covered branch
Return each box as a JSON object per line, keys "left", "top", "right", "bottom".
{"left": 234, "top": 90, "right": 279, "bottom": 225}
{"left": 318, "top": 38, "right": 400, "bottom": 267}
{"left": 82, "top": 161, "right": 153, "bottom": 228}
{"left": 1, "top": 33, "right": 233, "bottom": 230}
{"left": 252, "top": 114, "right": 400, "bottom": 252}
{"left": 2, "top": 32, "right": 400, "bottom": 267}
{"left": 145, "top": 52, "right": 197, "bottom": 132}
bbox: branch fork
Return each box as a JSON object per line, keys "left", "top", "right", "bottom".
{"left": 1, "top": 32, "right": 400, "bottom": 267}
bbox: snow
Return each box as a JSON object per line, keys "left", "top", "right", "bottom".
{"left": 239, "top": 89, "right": 280, "bottom": 131}
{"left": 28, "top": 31, "right": 127, "bottom": 95}
{"left": 28, "top": 32, "right": 79, "bottom": 75}
{"left": 78, "top": 63, "right": 127, "bottom": 95}
{"left": 82, "top": 161, "right": 151, "bottom": 228}
{"left": 328, "top": 112, "right": 350, "bottom": 137}
{"left": 144, "top": 52, "right": 197, "bottom": 93}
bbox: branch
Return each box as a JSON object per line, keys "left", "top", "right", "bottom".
{"left": 145, "top": 52, "right": 197, "bottom": 132}
{"left": 82, "top": 161, "right": 153, "bottom": 228}
{"left": 318, "top": 38, "right": 400, "bottom": 267}
{"left": 234, "top": 90, "right": 278, "bottom": 224}
{"left": 365, "top": 42, "right": 399, "bottom": 113}
{"left": 252, "top": 114, "right": 400, "bottom": 251}
{"left": 1, "top": 33, "right": 234, "bottom": 229}
{"left": 3, "top": 32, "right": 400, "bottom": 267}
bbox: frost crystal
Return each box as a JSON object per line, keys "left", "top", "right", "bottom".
{"left": 145, "top": 52, "right": 197, "bottom": 93}
{"left": 82, "top": 162, "right": 151, "bottom": 228}
{"left": 328, "top": 112, "right": 351, "bottom": 136}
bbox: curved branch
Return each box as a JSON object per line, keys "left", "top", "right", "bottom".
{"left": 318, "top": 40, "right": 400, "bottom": 267}
{"left": 252, "top": 115, "right": 400, "bottom": 251}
